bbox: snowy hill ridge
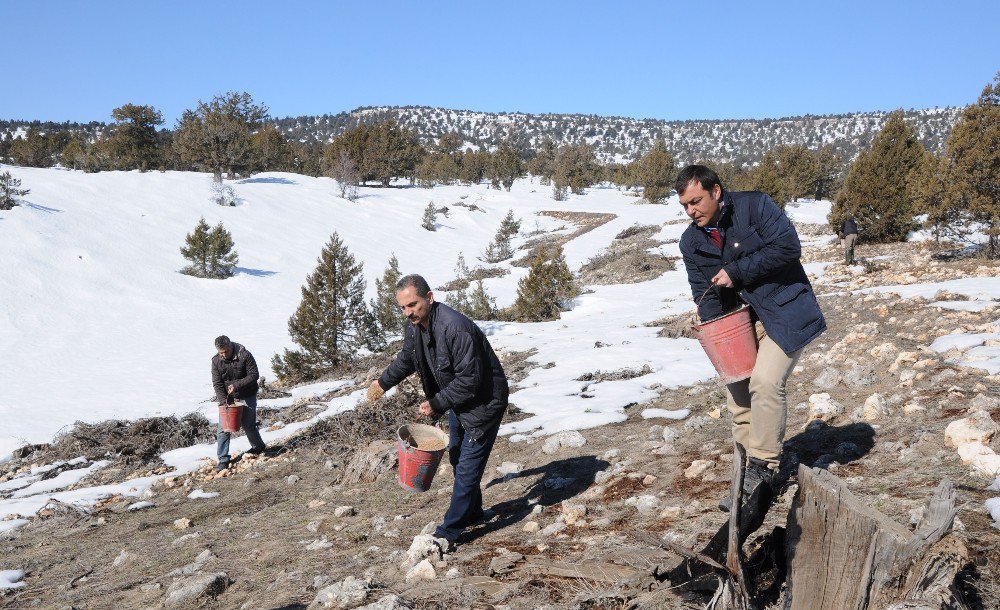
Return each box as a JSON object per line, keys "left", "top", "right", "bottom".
{"left": 3, "top": 104, "right": 964, "bottom": 165}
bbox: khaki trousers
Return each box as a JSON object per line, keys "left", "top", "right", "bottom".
{"left": 844, "top": 233, "right": 858, "bottom": 264}
{"left": 726, "top": 322, "right": 802, "bottom": 467}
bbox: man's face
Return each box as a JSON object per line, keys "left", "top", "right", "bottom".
{"left": 217, "top": 346, "right": 232, "bottom": 360}
{"left": 678, "top": 180, "right": 723, "bottom": 228}
{"left": 396, "top": 286, "right": 435, "bottom": 328}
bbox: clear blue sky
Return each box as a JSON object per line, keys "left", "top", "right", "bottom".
{"left": 4, "top": 0, "right": 999, "bottom": 125}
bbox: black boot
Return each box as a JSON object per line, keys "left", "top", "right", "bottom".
{"left": 719, "top": 457, "right": 776, "bottom": 512}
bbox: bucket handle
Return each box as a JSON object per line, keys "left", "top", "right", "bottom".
{"left": 695, "top": 285, "right": 715, "bottom": 308}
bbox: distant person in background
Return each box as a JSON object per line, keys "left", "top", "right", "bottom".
{"left": 839, "top": 216, "right": 859, "bottom": 264}
{"left": 676, "top": 165, "right": 826, "bottom": 514}
{"left": 212, "top": 335, "right": 266, "bottom": 471}
{"left": 369, "top": 274, "right": 508, "bottom": 550}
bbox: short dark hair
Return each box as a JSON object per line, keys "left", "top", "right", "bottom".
{"left": 396, "top": 274, "right": 431, "bottom": 298}
{"left": 214, "top": 335, "right": 232, "bottom": 349}
{"left": 674, "top": 165, "right": 724, "bottom": 196}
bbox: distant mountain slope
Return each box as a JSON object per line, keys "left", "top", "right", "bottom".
{"left": 2, "top": 105, "right": 964, "bottom": 164}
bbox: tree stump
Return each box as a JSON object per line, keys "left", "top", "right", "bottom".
{"left": 785, "top": 466, "right": 969, "bottom": 610}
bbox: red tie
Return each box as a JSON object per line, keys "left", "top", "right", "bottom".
{"left": 707, "top": 228, "right": 722, "bottom": 249}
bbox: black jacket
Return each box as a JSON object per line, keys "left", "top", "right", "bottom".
{"left": 211, "top": 343, "right": 260, "bottom": 404}
{"left": 841, "top": 219, "right": 858, "bottom": 236}
{"left": 379, "top": 302, "right": 508, "bottom": 439}
{"left": 680, "top": 191, "right": 826, "bottom": 354}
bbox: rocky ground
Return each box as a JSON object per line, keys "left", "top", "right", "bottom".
{"left": 2, "top": 223, "right": 999, "bottom": 610}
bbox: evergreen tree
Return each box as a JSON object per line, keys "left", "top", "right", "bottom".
{"left": 369, "top": 253, "right": 405, "bottom": 348}
{"left": 946, "top": 72, "right": 1000, "bottom": 257}
{"left": 812, "top": 146, "right": 844, "bottom": 200}
{"left": 173, "top": 91, "right": 269, "bottom": 182}
{"left": 325, "top": 121, "right": 424, "bottom": 187}
{"left": 60, "top": 138, "right": 86, "bottom": 170}
{"left": 0, "top": 171, "right": 29, "bottom": 210}
{"left": 772, "top": 144, "right": 819, "bottom": 202}
{"left": 251, "top": 125, "right": 293, "bottom": 172}
{"left": 638, "top": 140, "right": 676, "bottom": 203}
{"left": 912, "top": 151, "right": 960, "bottom": 243}
{"left": 553, "top": 143, "right": 597, "bottom": 198}
{"left": 272, "top": 233, "right": 372, "bottom": 381}
{"left": 527, "top": 137, "right": 557, "bottom": 185}
{"left": 483, "top": 210, "right": 521, "bottom": 263}
{"left": 748, "top": 151, "right": 788, "bottom": 208}
{"left": 487, "top": 141, "right": 523, "bottom": 191}
{"left": 511, "top": 245, "right": 579, "bottom": 322}
{"left": 329, "top": 150, "right": 360, "bottom": 200}
{"left": 831, "top": 110, "right": 925, "bottom": 242}
{"left": 9, "top": 128, "right": 54, "bottom": 167}
{"left": 457, "top": 149, "right": 490, "bottom": 184}
{"left": 207, "top": 222, "right": 239, "bottom": 278}
{"left": 422, "top": 201, "right": 438, "bottom": 231}
{"left": 105, "top": 103, "right": 164, "bottom": 171}
{"left": 467, "top": 280, "right": 497, "bottom": 320}
{"left": 444, "top": 253, "right": 473, "bottom": 313}
{"left": 179, "top": 218, "right": 213, "bottom": 277}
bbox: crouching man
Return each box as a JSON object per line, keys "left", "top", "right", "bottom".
{"left": 212, "top": 335, "right": 267, "bottom": 471}
{"left": 676, "top": 165, "right": 826, "bottom": 512}
{"left": 369, "top": 274, "right": 508, "bottom": 549}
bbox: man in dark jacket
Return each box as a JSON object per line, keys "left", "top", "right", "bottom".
{"left": 839, "top": 217, "right": 859, "bottom": 264}
{"left": 369, "top": 274, "right": 508, "bottom": 547}
{"left": 676, "top": 165, "right": 826, "bottom": 512}
{"left": 212, "top": 335, "right": 266, "bottom": 471}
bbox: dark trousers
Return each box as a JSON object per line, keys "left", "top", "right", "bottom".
{"left": 434, "top": 409, "right": 501, "bottom": 543}
{"left": 216, "top": 395, "right": 266, "bottom": 463}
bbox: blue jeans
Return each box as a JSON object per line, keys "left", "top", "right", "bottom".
{"left": 434, "top": 410, "right": 501, "bottom": 543}
{"left": 216, "top": 395, "right": 266, "bottom": 463}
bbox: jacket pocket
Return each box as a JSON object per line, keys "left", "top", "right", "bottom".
{"left": 772, "top": 283, "right": 807, "bottom": 305}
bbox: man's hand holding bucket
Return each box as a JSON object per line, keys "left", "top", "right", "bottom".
{"left": 418, "top": 401, "right": 434, "bottom": 418}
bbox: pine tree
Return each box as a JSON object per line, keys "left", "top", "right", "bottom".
{"left": 272, "top": 233, "right": 372, "bottom": 381}
{"left": 422, "top": 201, "right": 438, "bottom": 231}
{"left": 528, "top": 138, "right": 557, "bottom": 185}
{"left": 60, "top": 138, "right": 86, "bottom": 170}
{"left": 946, "top": 72, "right": 1000, "bottom": 257}
{"left": 324, "top": 121, "right": 425, "bottom": 187}
{"left": 207, "top": 222, "right": 239, "bottom": 278}
{"left": 0, "top": 171, "right": 29, "bottom": 210}
{"left": 638, "top": 140, "right": 676, "bottom": 203}
{"left": 179, "top": 218, "right": 213, "bottom": 277}
{"left": 831, "top": 110, "right": 926, "bottom": 242}
{"left": 444, "top": 252, "right": 472, "bottom": 312}
{"left": 553, "top": 143, "right": 597, "bottom": 197}
{"left": 483, "top": 210, "right": 521, "bottom": 263}
{"left": 487, "top": 141, "right": 523, "bottom": 191}
{"left": 467, "top": 280, "right": 497, "bottom": 320}
{"left": 105, "top": 103, "right": 164, "bottom": 171}
{"left": 173, "top": 91, "right": 269, "bottom": 182}
{"left": 369, "top": 254, "right": 405, "bottom": 348}
{"left": 511, "top": 245, "right": 580, "bottom": 322}
{"left": 748, "top": 151, "right": 788, "bottom": 208}
{"left": 251, "top": 125, "right": 293, "bottom": 172}
{"left": 912, "top": 151, "right": 962, "bottom": 243}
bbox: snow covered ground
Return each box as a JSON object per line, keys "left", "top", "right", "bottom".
{"left": 0, "top": 165, "right": 720, "bottom": 457}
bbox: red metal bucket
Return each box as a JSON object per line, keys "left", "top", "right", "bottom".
{"left": 397, "top": 424, "right": 448, "bottom": 492}
{"left": 219, "top": 401, "right": 244, "bottom": 433}
{"left": 692, "top": 305, "right": 758, "bottom": 384}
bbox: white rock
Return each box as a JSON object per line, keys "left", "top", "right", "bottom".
{"left": 945, "top": 411, "right": 999, "bottom": 448}
{"left": 986, "top": 498, "right": 1000, "bottom": 527}
{"left": 356, "top": 595, "right": 408, "bottom": 610}
{"left": 560, "top": 502, "right": 587, "bottom": 526}
{"left": 334, "top": 506, "right": 356, "bottom": 518}
{"left": 542, "top": 431, "right": 587, "bottom": 454}
{"left": 496, "top": 462, "right": 523, "bottom": 475}
{"left": 445, "top": 568, "right": 460, "bottom": 579}
{"left": 602, "top": 448, "right": 621, "bottom": 460}
{"left": 174, "top": 518, "right": 192, "bottom": 530}
{"left": 404, "top": 559, "right": 436, "bottom": 583}
{"left": 807, "top": 393, "right": 845, "bottom": 422}
{"left": 523, "top": 521, "right": 540, "bottom": 532}
{"left": 684, "top": 460, "right": 715, "bottom": 479}
{"left": 957, "top": 442, "right": 993, "bottom": 465}
{"left": 813, "top": 367, "right": 842, "bottom": 389}
{"left": 862, "top": 394, "right": 887, "bottom": 422}
{"left": 163, "top": 572, "right": 228, "bottom": 608}
{"left": 625, "top": 495, "right": 660, "bottom": 516}
{"left": 112, "top": 549, "right": 130, "bottom": 568}
{"left": 972, "top": 452, "right": 1000, "bottom": 478}
{"left": 286, "top": 475, "right": 300, "bottom": 484}
{"left": 126, "top": 501, "right": 154, "bottom": 512}
{"left": 402, "top": 534, "right": 447, "bottom": 569}
{"left": 309, "top": 575, "right": 370, "bottom": 609}
{"left": 305, "top": 537, "right": 334, "bottom": 551}
{"left": 541, "top": 522, "right": 567, "bottom": 536}
{"left": 661, "top": 427, "right": 679, "bottom": 444}
{"left": 172, "top": 533, "right": 202, "bottom": 546}
{"left": 660, "top": 506, "right": 682, "bottom": 520}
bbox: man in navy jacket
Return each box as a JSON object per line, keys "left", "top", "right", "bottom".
{"left": 676, "top": 165, "right": 826, "bottom": 511}
{"left": 370, "top": 274, "right": 508, "bottom": 548}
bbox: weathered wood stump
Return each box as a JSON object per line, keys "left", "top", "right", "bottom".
{"left": 785, "top": 466, "right": 969, "bottom": 610}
